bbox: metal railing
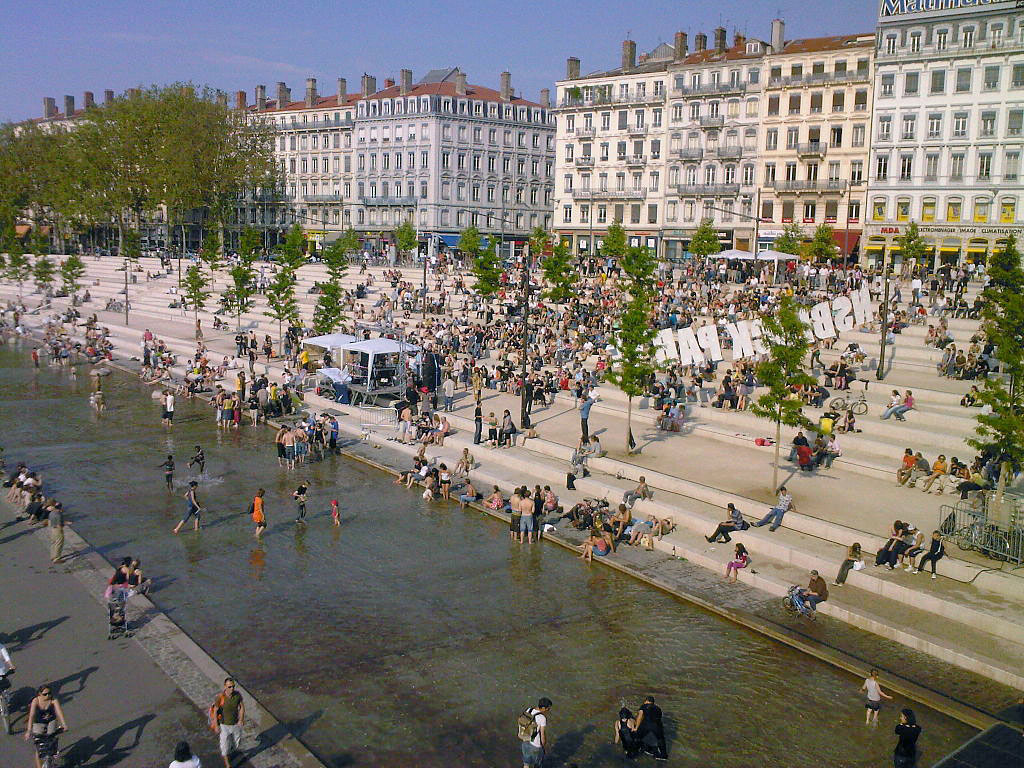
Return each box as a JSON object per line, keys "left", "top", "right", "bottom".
{"left": 674, "top": 183, "right": 740, "bottom": 196}
{"left": 673, "top": 81, "right": 748, "bottom": 97}
{"left": 768, "top": 179, "right": 848, "bottom": 192}
{"left": 359, "top": 196, "right": 417, "bottom": 206}
{"left": 573, "top": 156, "right": 594, "bottom": 167}
{"left": 716, "top": 146, "right": 743, "bottom": 159}
{"left": 627, "top": 124, "right": 648, "bottom": 137}
{"left": 303, "top": 194, "right": 342, "bottom": 202}
{"left": 572, "top": 188, "right": 647, "bottom": 199}
{"left": 699, "top": 116, "right": 725, "bottom": 128}
{"left": 796, "top": 142, "right": 828, "bottom": 156}
{"left": 671, "top": 147, "right": 704, "bottom": 159}
{"left": 939, "top": 497, "right": 1023, "bottom": 566}
{"left": 572, "top": 127, "right": 596, "bottom": 139}
{"left": 625, "top": 155, "right": 647, "bottom": 166}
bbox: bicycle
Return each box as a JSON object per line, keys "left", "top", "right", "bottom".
{"left": 33, "top": 727, "right": 65, "bottom": 768}
{"left": 954, "top": 520, "right": 1012, "bottom": 561}
{"left": 829, "top": 379, "right": 869, "bottom": 415}
{"left": 0, "top": 670, "right": 12, "bottom": 734}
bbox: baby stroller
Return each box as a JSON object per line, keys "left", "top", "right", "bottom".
{"left": 106, "top": 586, "right": 134, "bottom": 639}
{"left": 782, "top": 585, "right": 817, "bottom": 620}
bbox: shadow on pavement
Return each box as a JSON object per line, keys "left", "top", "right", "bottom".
{"left": 241, "top": 709, "right": 323, "bottom": 767}
{"left": 64, "top": 713, "right": 155, "bottom": 767}
{"left": 4, "top": 616, "right": 69, "bottom": 651}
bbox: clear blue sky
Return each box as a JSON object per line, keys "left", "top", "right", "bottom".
{"left": 1, "top": 0, "right": 879, "bottom": 122}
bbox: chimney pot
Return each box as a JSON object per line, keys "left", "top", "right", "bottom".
{"left": 361, "top": 74, "right": 377, "bottom": 98}
{"left": 43, "top": 97, "right": 57, "bottom": 119}
{"left": 83, "top": 91, "right": 95, "bottom": 108}
{"left": 399, "top": 69, "right": 412, "bottom": 96}
{"left": 714, "top": 27, "right": 727, "bottom": 53}
{"left": 63, "top": 95, "right": 75, "bottom": 117}
{"left": 566, "top": 57, "right": 581, "bottom": 80}
{"left": 621, "top": 39, "right": 637, "bottom": 71}
{"left": 236, "top": 90, "right": 247, "bottom": 110}
{"left": 695, "top": 32, "right": 707, "bottom": 52}
{"left": 336, "top": 78, "right": 347, "bottom": 103}
{"left": 104, "top": 89, "right": 114, "bottom": 105}
{"left": 384, "top": 78, "right": 395, "bottom": 88}
{"left": 305, "top": 77, "right": 317, "bottom": 107}
{"left": 216, "top": 91, "right": 228, "bottom": 108}
{"left": 255, "top": 84, "right": 267, "bottom": 110}
{"left": 455, "top": 71, "right": 467, "bottom": 96}
{"left": 500, "top": 71, "right": 512, "bottom": 101}
{"left": 771, "top": 18, "right": 785, "bottom": 53}
{"left": 540, "top": 88, "right": 550, "bottom": 108}
{"left": 673, "top": 31, "right": 688, "bottom": 61}
{"left": 734, "top": 31, "right": 745, "bottom": 47}
{"left": 276, "top": 81, "right": 289, "bottom": 107}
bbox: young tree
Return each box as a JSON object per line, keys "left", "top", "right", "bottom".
{"left": 804, "top": 224, "right": 838, "bottom": 263}
{"left": 279, "top": 224, "right": 307, "bottom": 274}
{"left": 32, "top": 254, "right": 56, "bottom": 294}
{"left": 239, "top": 226, "right": 262, "bottom": 264}
{"left": 182, "top": 263, "right": 211, "bottom": 334}
{"left": 772, "top": 223, "right": 805, "bottom": 255}
{"left": 472, "top": 240, "right": 502, "bottom": 297}
{"left": 894, "top": 222, "right": 929, "bottom": 272}
{"left": 337, "top": 228, "right": 360, "bottom": 257}
{"left": 312, "top": 280, "right": 346, "bottom": 334}
{"left": 602, "top": 222, "right": 627, "bottom": 261}
{"left": 264, "top": 267, "right": 299, "bottom": 354}
{"left": 458, "top": 225, "right": 482, "bottom": 259}
{"left": 395, "top": 218, "right": 417, "bottom": 264}
{"left": 541, "top": 239, "right": 577, "bottom": 303}
{"left": 4, "top": 249, "right": 31, "bottom": 300}
{"left": 749, "top": 295, "right": 817, "bottom": 490}
{"left": 604, "top": 245, "right": 660, "bottom": 454}
{"left": 200, "top": 228, "right": 222, "bottom": 274}
{"left": 689, "top": 218, "right": 722, "bottom": 261}
{"left": 967, "top": 236, "right": 1024, "bottom": 513}
{"left": 121, "top": 227, "right": 141, "bottom": 264}
{"left": 321, "top": 240, "right": 350, "bottom": 285}
{"left": 59, "top": 254, "right": 86, "bottom": 296}
{"left": 223, "top": 260, "right": 256, "bottom": 331}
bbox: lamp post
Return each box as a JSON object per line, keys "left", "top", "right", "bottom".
{"left": 123, "top": 257, "right": 130, "bottom": 326}
{"left": 519, "top": 243, "right": 532, "bottom": 427}
{"left": 876, "top": 247, "right": 892, "bottom": 379}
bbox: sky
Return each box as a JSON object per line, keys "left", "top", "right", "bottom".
{"left": 0, "top": 0, "right": 880, "bottom": 123}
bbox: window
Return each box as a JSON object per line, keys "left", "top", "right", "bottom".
{"left": 1000, "top": 199, "right": 1016, "bottom": 223}
{"left": 1007, "top": 152, "right": 1020, "bottom": 180}
{"left": 851, "top": 160, "right": 863, "bottom": 182}
{"left": 922, "top": 198, "right": 936, "bottom": 222}
{"left": 930, "top": 70, "right": 946, "bottom": 94}
{"left": 810, "top": 93, "right": 822, "bottom": 113}
{"left": 872, "top": 199, "right": 886, "bottom": 221}
{"left": 979, "top": 153, "right": 993, "bottom": 180}
{"left": 785, "top": 162, "right": 797, "bottom": 182}
{"left": 597, "top": 205, "right": 607, "bottom": 223}
{"left": 910, "top": 32, "right": 921, "bottom": 53}
{"left": 881, "top": 74, "right": 895, "bottom": 97}
{"left": 1009, "top": 110, "right": 1024, "bottom": 137}
{"left": 580, "top": 204, "right": 589, "bottom": 223}
{"left": 767, "top": 96, "right": 779, "bottom": 116}
{"left": 900, "top": 155, "right": 913, "bottom": 181}
{"left": 690, "top": 102, "right": 701, "bottom": 120}
{"left": 927, "top": 114, "right": 942, "bottom": 138}
{"left": 902, "top": 115, "right": 916, "bottom": 140}
{"left": 876, "top": 155, "right": 889, "bottom": 181}
{"left": 764, "top": 163, "right": 776, "bottom": 183}
{"left": 653, "top": 108, "right": 662, "bottom": 127}
{"left": 951, "top": 153, "right": 965, "bottom": 179}
{"left": 947, "top": 200, "right": 961, "bottom": 222}
{"left": 562, "top": 205, "right": 572, "bottom": 223}
{"left": 878, "top": 116, "right": 892, "bottom": 141}
{"left": 828, "top": 161, "right": 841, "bottom": 180}
{"left": 885, "top": 35, "right": 896, "bottom": 55}
{"left": 601, "top": 112, "right": 611, "bottom": 130}
{"left": 984, "top": 66, "right": 1000, "bottom": 90}
{"left": 786, "top": 127, "right": 799, "bottom": 149}
{"left": 848, "top": 200, "right": 860, "bottom": 221}
{"left": 936, "top": 29, "right": 948, "bottom": 50}
{"left": 766, "top": 129, "right": 779, "bottom": 151}
{"left": 760, "top": 200, "right": 774, "bottom": 221}
{"left": 955, "top": 68, "right": 972, "bottom": 93}
{"left": 904, "top": 72, "right": 919, "bottom": 95}
{"left": 896, "top": 199, "right": 910, "bottom": 222}
{"left": 854, "top": 90, "right": 867, "bottom": 111}
{"left": 782, "top": 201, "right": 795, "bottom": 222}
{"left": 825, "top": 200, "right": 838, "bottom": 223}
{"left": 788, "top": 94, "right": 801, "bottom": 114}
{"left": 974, "top": 199, "right": 989, "bottom": 223}
{"left": 925, "top": 154, "right": 939, "bottom": 180}
{"left": 743, "top": 165, "right": 754, "bottom": 185}
{"left": 649, "top": 170, "right": 660, "bottom": 191}
{"left": 1014, "top": 64, "right": 1024, "bottom": 88}
{"left": 852, "top": 124, "right": 865, "bottom": 147}
{"left": 981, "top": 111, "right": 996, "bottom": 138}
{"left": 563, "top": 174, "right": 573, "bottom": 192}
{"left": 647, "top": 204, "right": 658, "bottom": 224}
{"left": 953, "top": 113, "right": 968, "bottom": 138}
{"left": 962, "top": 27, "right": 974, "bottom": 48}
{"left": 832, "top": 91, "right": 845, "bottom": 112}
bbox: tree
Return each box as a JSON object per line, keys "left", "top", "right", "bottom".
{"left": 395, "top": 218, "right": 417, "bottom": 263}
{"left": 603, "top": 245, "right": 660, "bottom": 454}
{"left": 182, "top": 263, "right": 210, "bottom": 333}
{"left": 337, "top": 228, "right": 360, "bottom": 257}
{"left": 121, "top": 227, "right": 141, "bottom": 264}
{"left": 32, "top": 255, "right": 56, "bottom": 294}
{"left": 894, "top": 222, "right": 929, "bottom": 272}
{"left": 804, "top": 224, "right": 838, "bottom": 263}
{"left": 279, "top": 224, "right": 307, "bottom": 274}
{"left": 458, "top": 225, "right": 482, "bottom": 259}
{"left": 200, "top": 228, "right": 221, "bottom": 274}
{"left": 689, "top": 218, "right": 721, "bottom": 260}
{"left": 223, "top": 261, "right": 256, "bottom": 331}
{"left": 541, "top": 239, "right": 577, "bottom": 303}
{"left": 320, "top": 240, "right": 350, "bottom": 285}
{"left": 264, "top": 267, "right": 299, "bottom": 354}
{"left": 239, "top": 226, "right": 261, "bottom": 264}
{"left": 313, "top": 281, "right": 346, "bottom": 334}
{"left": 5, "top": 250, "right": 31, "bottom": 300}
{"left": 472, "top": 241, "right": 502, "bottom": 298}
{"left": 749, "top": 295, "right": 817, "bottom": 491}
{"left": 772, "top": 223, "right": 805, "bottom": 256}
{"left": 602, "top": 222, "right": 627, "bottom": 260}
{"left": 59, "top": 254, "right": 86, "bottom": 296}
{"left": 967, "top": 236, "right": 1024, "bottom": 512}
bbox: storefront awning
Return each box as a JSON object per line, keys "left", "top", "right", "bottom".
{"left": 832, "top": 230, "right": 861, "bottom": 255}
{"left": 864, "top": 245, "right": 884, "bottom": 252}
{"left": 966, "top": 247, "right": 988, "bottom": 253}
{"left": 940, "top": 246, "right": 961, "bottom": 253}
{"left": 438, "top": 234, "right": 460, "bottom": 247}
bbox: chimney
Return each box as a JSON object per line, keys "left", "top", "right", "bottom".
{"left": 235, "top": 90, "right": 247, "bottom": 110}
{"left": 714, "top": 27, "right": 726, "bottom": 53}
{"left": 399, "top": 69, "right": 412, "bottom": 96}
{"left": 771, "top": 18, "right": 785, "bottom": 53}
{"left": 673, "top": 31, "right": 688, "bottom": 61}
{"left": 566, "top": 57, "right": 581, "bottom": 80}
{"left": 621, "top": 39, "right": 637, "bottom": 71}
{"left": 104, "top": 89, "right": 114, "bottom": 105}
{"left": 63, "top": 95, "right": 75, "bottom": 117}
{"left": 540, "top": 88, "right": 550, "bottom": 108}
{"left": 455, "top": 71, "right": 467, "bottom": 96}
{"left": 384, "top": 78, "right": 395, "bottom": 88}
{"left": 695, "top": 32, "right": 707, "bottom": 52}
{"left": 305, "top": 77, "right": 317, "bottom": 107}
{"left": 128, "top": 88, "right": 141, "bottom": 99}
{"left": 43, "top": 97, "right": 57, "bottom": 119}
{"left": 276, "top": 82, "right": 289, "bottom": 107}
{"left": 734, "top": 31, "right": 746, "bottom": 47}
{"left": 360, "top": 74, "right": 376, "bottom": 97}
{"left": 336, "top": 78, "right": 347, "bottom": 103}
{"left": 255, "top": 84, "right": 267, "bottom": 110}
{"left": 500, "top": 71, "right": 512, "bottom": 100}
{"left": 83, "top": 91, "right": 95, "bottom": 109}
{"left": 216, "top": 91, "right": 228, "bottom": 108}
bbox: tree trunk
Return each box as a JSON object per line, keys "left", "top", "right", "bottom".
{"left": 626, "top": 395, "right": 633, "bottom": 455}
{"left": 278, "top": 320, "right": 283, "bottom": 357}
{"left": 995, "top": 460, "right": 1009, "bottom": 513}
{"left": 772, "top": 416, "right": 782, "bottom": 491}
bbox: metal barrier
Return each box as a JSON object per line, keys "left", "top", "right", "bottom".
{"left": 353, "top": 404, "right": 397, "bottom": 427}
{"left": 938, "top": 497, "right": 1024, "bottom": 566}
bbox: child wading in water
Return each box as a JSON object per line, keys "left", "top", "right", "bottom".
{"left": 250, "top": 488, "right": 266, "bottom": 538}
{"left": 331, "top": 499, "right": 340, "bottom": 526}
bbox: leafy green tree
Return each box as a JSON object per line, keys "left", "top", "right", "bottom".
{"left": 264, "top": 268, "right": 299, "bottom": 354}
{"left": 894, "top": 222, "right": 929, "bottom": 271}
{"left": 32, "top": 255, "right": 56, "bottom": 294}
{"left": 458, "top": 225, "right": 482, "bottom": 258}
{"left": 223, "top": 260, "right": 256, "bottom": 331}
{"left": 337, "top": 228, "right": 360, "bottom": 257}
{"left": 320, "top": 240, "right": 349, "bottom": 285}
{"left": 313, "top": 281, "right": 346, "bottom": 334}
{"left": 749, "top": 295, "right": 817, "bottom": 490}
{"left": 395, "top": 218, "right": 417, "bottom": 263}
{"left": 772, "top": 223, "right": 805, "bottom": 255}
{"left": 604, "top": 245, "right": 660, "bottom": 454}
{"left": 200, "top": 229, "right": 221, "bottom": 274}
{"left": 59, "top": 254, "right": 86, "bottom": 296}
{"left": 239, "top": 226, "right": 262, "bottom": 264}
{"left": 689, "top": 218, "right": 721, "bottom": 260}
{"left": 967, "top": 236, "right": 1024, "bottom": 512}
{"left": 804, "top": 224, "right": 838, "bottom": 263}
{"left": 602, "top": 222, "right": 627, "bottom": 259}
{"left": 182, "top": 263, "right": 210, "bottom": 332}
{"left": 5, "top": 251, "right": 31, "bottom": 300}
{"left": 472, "top": 240, "right": 502, "bottom": 297}
{"left": 121, "top": 227, "right": 141, "bottom": 264}
{"left": 541, "top": 239, "right": 577, "bottom": 303}
{"left": 279, "top": 223, "right": 307, "bottom": 274}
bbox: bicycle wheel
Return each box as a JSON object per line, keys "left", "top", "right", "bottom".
{"left": 0, "top": 698, "right": 8, "bottom": 735}
{"left": 954, "top": 526, "right": 976, "bottom": 552}
{"left": 852, "top": 401, "right": 868, "bottom": 416}
{"left": 982, "top": 529, "right": 1010, "bottom": 561}
{"left": 828, "top": 398, "right": 847, "bottom": 411}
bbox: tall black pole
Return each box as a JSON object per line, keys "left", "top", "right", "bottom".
{"left": 876, "top": 249, "right": 891, "bottom": 379}
{"left": 123, "top": 258, "right": 129, "bottom": 326}
{"left": 519, "top": 243, "right": 530, "bottom": 427}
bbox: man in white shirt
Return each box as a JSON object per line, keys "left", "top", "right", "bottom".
{"left": 521, "top": 697, "right": 551, "bottom": 768}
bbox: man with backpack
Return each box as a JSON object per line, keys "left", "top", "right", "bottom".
{"left": 209, "top": 677, "right": 245, "bottom": 768}
{"left": 517, "top": 697, "right": 551, "bottom": 768}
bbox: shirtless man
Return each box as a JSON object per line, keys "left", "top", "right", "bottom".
{"left": 398, "top": 405, "right": 413, "bottom": 444}
{"left": 159, "top": 454, "right": 175, "bottom": 491}
{"left": 274, "top": 425, "right": 289, "bottom": 467}
{"left": 519, "top": 488, "right": 537, "bottom": 544}
{"left": 162, "top": 390, "right": 174, "bottom": 427}
{"left": 281, "top": 428, "right": 297, "bottom": 471}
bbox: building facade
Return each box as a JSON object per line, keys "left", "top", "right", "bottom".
{"left": 867, "top": 0, "right": 1024, "bottom": 268}
{"left": 250, "top": 68, "right": 555, "bottom": 253}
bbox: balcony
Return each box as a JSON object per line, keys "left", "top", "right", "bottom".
{"left": 359, "top": 196, "right": 418, "bottom": 206}
{"left": 699, "top": 116, "right": 725, "bottom": 128}
{"left": 557, "top": 93, "right": 666, "bottom": 110}
{"left": 625, "top": 154, "right": 647, "bottom": 166}
{"left": 275, "top": 116, "right": 353, "bottom": 130}
{"left": 573, "top": 127, "right": 596, "bottom": 139}
{"left": 674, "top": 184, "right": 740, "bottom": 196}
{"left": 303, "top": 194, "right": 342, "bottom": 202}
{"left": 768, "top": 180, "right": 848, "bottom": 193}
{"left": 253, "top": 192, "right": 286, "bottom": 201}
{"left": 573, "top": 155, "right": 595, "bottom": 167}
{"left": 716, "top": 146, "right": 743, "bottom": 159}
{"left": 796, "top": 142, "right": 828, "bottom": 157}
{"left": 766, "top": 71, "right": 870, "bottom": 89}
{"left": 573, "top": 188, "right": 647, "bottom": 200}
{"left": 672, "top": 81, "right": 748, "bottom": 97}
{"left": 627, "top": 124, "right": 648, "bottom": 137}
{"left": 671, "top": 147, "right": 704, "bottom": 160}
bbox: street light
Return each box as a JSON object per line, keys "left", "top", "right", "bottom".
{"left": 123, "top": 257, "right": 130, "bottom": 326}
{"left": 519, "top": 243, "right": 532, "bottom": 427}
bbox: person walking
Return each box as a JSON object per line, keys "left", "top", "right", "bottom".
{"left": 862, "top": 668, "right": 893, "bottom": 725}
{"left": 893, "top": 709, "right": 921, "bottom": 768}
{"left": 159, "top": 455, "right": 175, "bottom": 492}
{"left": 752, "top": 486, "right": 796, "bottom": 532}
{"left": 518, "top": 697, "right": 551, "bottom": 768}
{"left": 579, "top": 394, "right": 594, "bottom": 443}
{"left": 173, "top": 481, "right": 202, "bottom": 534}
{"left": 47, "top": 502, "right": 66, "bottom": 564}
{"left": 209, "top": 678, "right": 245, "bottom": 768}
{"left": 250, "top": 488, "right": 267, "bottom": 538}
{"left": 188, "top": 445, "right": 205, "bottom": 475}
{"left": 634, "top": 695, "right": 668, "bottom": 760}
{"left": 293, "top": 482, "right": 308, "bottom": 523}
{"left": 331, "top": 499, "right": 340, "bottom": 526}
{"left": 162, "top": 389, "right": 175, "bottom": 427}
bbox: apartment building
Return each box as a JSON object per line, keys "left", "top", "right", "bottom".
{"left": 757, "top": 23, "right": 874, "bottom": 256}
{"left": 867, "top": 0, "right": 1024, "bottom": 268}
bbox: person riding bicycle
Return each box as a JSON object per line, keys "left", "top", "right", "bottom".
{"left": 0, "top": 640, "right": 15, "bottom": 691}
{"left": 24, "top": 684, "right": 68, "bottom": 768}
{"left": 797, "top": 570, "right": 829, "bottom": 615}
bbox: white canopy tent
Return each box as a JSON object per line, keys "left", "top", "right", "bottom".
{"left": 336, "top": 337, "right": 421, "bottom": 398}
{"left": 717, "top": 248, "right": 793, "bottom": 262}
